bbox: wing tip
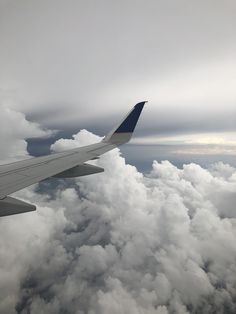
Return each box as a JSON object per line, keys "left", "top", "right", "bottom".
{"left": 134, "top": 101, "right": 148, "bottom": 110}
{"left": 103, "top": 101, "right": 146, "bottom": 144}
{"left": 114, "top": 101, "right": 146, "bottom": 134}
{"left": 135, "top": 101, "right": 148, "bottom": 106}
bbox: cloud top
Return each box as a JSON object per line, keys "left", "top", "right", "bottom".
{"left": 0, "top": 105, "right": 52, "bottom": 163}
{"left": 0, "top": 125, "right": 235, "bottom": 313}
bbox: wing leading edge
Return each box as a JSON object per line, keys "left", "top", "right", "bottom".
{"left": 0, "top": 102, "right": 146, "bottom": 216}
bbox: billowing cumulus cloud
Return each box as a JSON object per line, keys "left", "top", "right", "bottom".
{"left": 0, "top": 110, "right": 236, "bottom": 314}
{"left": 0, "top": 104, "right": 52, "bottom": 163}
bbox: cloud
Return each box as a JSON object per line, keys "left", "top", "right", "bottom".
{"left": 0, "top": 115, "right": 236, "bottom": 314}
{"left": 0, "top": 0, "right": 236, "bottom": 139}
{"left": 0, "top": 104, "right": 52, "bottom": 163}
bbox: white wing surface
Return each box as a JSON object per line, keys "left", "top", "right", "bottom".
{"left": 0, "top": 102, "right": 146, "bottom": 216}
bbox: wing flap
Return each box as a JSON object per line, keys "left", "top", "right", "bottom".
{"left": 53, "top": 163, "right": 104, "bottom": 178}
{"left": 0, "top": 197, "right": 36, "bottom": 217}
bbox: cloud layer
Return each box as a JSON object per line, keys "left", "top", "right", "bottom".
{"left": 0, "top": 0, "right": 236, "bottom": 138}
{"left": 0, "top": 110, "right": 236, "bottom": 314}
{"left": 0, "top": 105, "right": 51, "bottom": 163}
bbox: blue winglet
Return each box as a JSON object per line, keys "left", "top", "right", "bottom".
{"left": 114, "top": 102, "right": 146, "bottom": 133}
{"left": 103, "top": 101, "right": 147, "bottom": 145}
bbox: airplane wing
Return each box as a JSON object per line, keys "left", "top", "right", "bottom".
{"left": 0, "top": 102, "right": 146, "bottom": 217}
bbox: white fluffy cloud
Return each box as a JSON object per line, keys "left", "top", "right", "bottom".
{"left": 0, "top": 105, "right": 51, "bottom": 163}
{"left": 0, "top": 110, "right": 236, "bottom": 314}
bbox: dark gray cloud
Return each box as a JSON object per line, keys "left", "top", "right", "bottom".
{"left": 121, "top": 144, "right": 236, "bottom": 172}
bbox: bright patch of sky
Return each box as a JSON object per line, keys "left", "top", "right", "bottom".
{"left": 132, "top": 132, "right": 236, "bottom": 146}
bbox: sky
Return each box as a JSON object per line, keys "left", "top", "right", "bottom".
{"left": 0, "top": 0, "right": 236, "bottom": 158}
{"left": 0, "top": 1, "right": 236, "bottom": 313}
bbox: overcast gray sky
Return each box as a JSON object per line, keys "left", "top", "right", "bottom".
{"left": 1, "top": 2, "right": 236, "bottom": 313}
{"left": 0, "top": 0, "right": 236, "bottom": 145}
